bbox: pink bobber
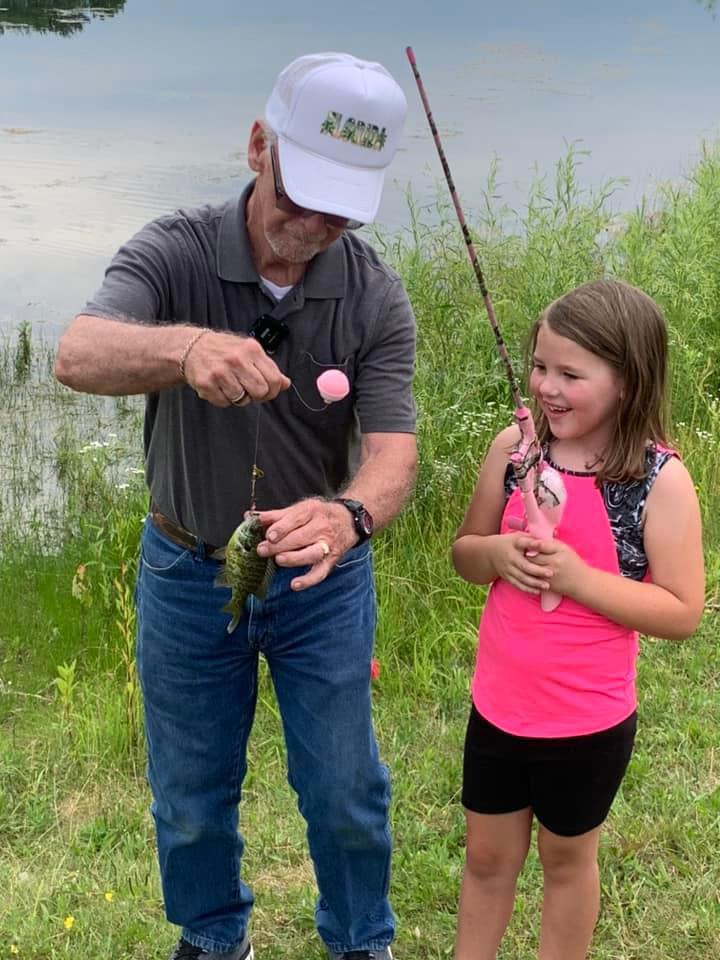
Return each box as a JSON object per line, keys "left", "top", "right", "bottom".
{"left": 316, "top": 369, "right": 350, "bottom": 404}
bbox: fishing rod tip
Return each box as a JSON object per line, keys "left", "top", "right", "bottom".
{"left": 405, "top": 46, "right": 415, "bottom": 63}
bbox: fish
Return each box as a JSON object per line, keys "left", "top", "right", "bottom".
{"left": 213, "top": 513, "right": 275, "bottom": 633}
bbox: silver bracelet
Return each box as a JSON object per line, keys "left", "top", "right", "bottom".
{"left": 178, "top": 328, "right": 210, "bottom": 381}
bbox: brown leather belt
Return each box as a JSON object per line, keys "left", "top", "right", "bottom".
{"left": 150, "top": 509, "right": 221, "bottom": 556}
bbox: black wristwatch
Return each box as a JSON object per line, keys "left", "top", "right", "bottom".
{"left": 334, "top": 498, "right": 374, "bottom": 544}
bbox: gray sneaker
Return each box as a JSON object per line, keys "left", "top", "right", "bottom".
{"left": 327, "top": 950, "right": 393, "bottom": 960}
{"left": 169, "top": 935, "right": 253, "bottom": 960}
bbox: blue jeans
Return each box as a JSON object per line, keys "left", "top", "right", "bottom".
{"left": 136, "top": 518, "right": 394, "bottom": 954}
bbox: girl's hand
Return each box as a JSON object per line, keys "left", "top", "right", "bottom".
{"left": 491, "top": 533, "right": 552, "bottom": 594}
{"left": 531, "top": 540, "right": 587, "bottom": 597}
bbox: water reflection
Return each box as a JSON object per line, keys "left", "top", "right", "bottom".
{"left": 0, "top": 0, "right": 125, "bottom": 36}
{"left": 0, "top": 326, "right": 144, "bottom": 545}
{"left": 2, "top": 0, "right": 719, "bottom": 337}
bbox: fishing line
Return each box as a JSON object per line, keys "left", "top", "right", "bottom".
{"left": 246, "top": 387, "right": 330, "bottom": 512}
{"left": 244, "top": 369, "right": 350, "bottom": 508}
{"left": 289, "top": 382, "right": 333, "bottom": 413}
{"left": 249, "top": 405, "right": 264, "bottom": 510}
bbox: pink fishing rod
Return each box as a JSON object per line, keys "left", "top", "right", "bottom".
{"left": 406, "top": 45, "right": 565, "bottom": 612}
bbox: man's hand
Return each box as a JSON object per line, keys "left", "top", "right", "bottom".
{"left": 254, "top": 499, "right": 358, "bottom": 591}
{"left": 184, "top": 330, "right": 291, "bottom": 406}
{"left": 490, "top": 532, "right": 550, "bottom": 595}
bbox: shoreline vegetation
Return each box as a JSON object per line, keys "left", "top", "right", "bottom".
{"left": 0, "top": 2, "right": 126, "bottom": 38}
{"left": 1, "top": 145, "right": 718, "bottom": 958}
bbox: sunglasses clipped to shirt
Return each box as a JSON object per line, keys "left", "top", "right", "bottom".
{"left": 270, "top": 144, "right": 364, "bottom": 231}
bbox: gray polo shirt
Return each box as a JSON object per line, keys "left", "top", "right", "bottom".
{"left": 84, "top": 183, "right": 417, "bottom": 546}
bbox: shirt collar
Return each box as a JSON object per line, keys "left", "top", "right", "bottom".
{"left": 216, "top": 181, "right": 347, "bottom": 299}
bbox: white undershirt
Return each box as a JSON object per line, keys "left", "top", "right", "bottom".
{"left": 260, "top": 276, "right": 293, "bottom": 302}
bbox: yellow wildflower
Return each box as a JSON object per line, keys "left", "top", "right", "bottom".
{"left": 63, "top": 916, "right": 75, "bottom": 930}
{"left": 104, "top": 891, "right": 114, "bottom": 902}
{"left": 10, "top": 947, "right": 20, "bottom": 956}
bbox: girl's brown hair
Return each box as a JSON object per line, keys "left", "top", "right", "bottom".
{"left": 527, "top": 279, "right": 669, "bottom": 484}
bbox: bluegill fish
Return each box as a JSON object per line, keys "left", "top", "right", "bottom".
{"left": 214, "top": 514, "right": 275, "bottom": 633}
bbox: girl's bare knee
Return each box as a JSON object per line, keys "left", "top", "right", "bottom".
{"left": 466, "top": 837, "right": 526, "bottom": 883}
{"left": 537, "top": 825, "right": 600, "bottom": 883}
{"left": 463, "top": 808, "right": 533, "bottom": 883}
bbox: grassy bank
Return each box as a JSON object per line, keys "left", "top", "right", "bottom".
{"left": 1, "top": 145, "right": 718, "bottom": 958}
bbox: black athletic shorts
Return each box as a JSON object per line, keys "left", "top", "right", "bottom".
{"left": 462, "top": 704, "right": 637, "bottom": 837}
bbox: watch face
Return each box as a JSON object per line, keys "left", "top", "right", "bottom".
{"left": 337, "top": 499, "right": 373, "bottom": 540}
{"left": 359, "top": 509, "right": 373, "bottom": 536}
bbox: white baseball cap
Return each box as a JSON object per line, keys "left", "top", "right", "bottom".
{"left": 265, "top": 52, "right": 407, "bottom": 224}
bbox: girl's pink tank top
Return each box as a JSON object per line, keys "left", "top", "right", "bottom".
{"left": 472, "top": 468, "right": 640, "bottom": 738}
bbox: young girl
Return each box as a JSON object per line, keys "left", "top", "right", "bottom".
{"left": 452, "top": 280, "right": 704, "bottom": 960}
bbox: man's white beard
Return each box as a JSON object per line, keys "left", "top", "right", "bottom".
{"left": 265, "top": 224, "right": 329, "bottom": 264}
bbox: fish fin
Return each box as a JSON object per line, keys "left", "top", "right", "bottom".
{"left": 221, "top": 596, "right": 242, "bottom": 615}
{"left": 221, "top": 593, "right": 247, "bottom": 633}
{"left": 214, "top": 567, "right": 230, "bottom": 588}
{"left": 255, "top": 559, "right": 276, "bottom": 600}
{"left": 222, "top": 600, "right": 241, "bottom": 633}
{"left": 210, "top": 546, "right": 227, "bottom": 561}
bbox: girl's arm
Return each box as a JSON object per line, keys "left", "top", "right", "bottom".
{"left": 452, "top": 425, "right": 549, "bottom": 594}
{"left": 537, "top": 457, "right": 704, "bottom": 639}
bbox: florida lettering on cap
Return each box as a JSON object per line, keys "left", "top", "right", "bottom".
{"left": 320, "top": 112, "right": 388, "bottom": 151}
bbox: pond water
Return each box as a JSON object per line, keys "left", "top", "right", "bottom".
{"left": 1, "top": 0, "right": 719, "bottom": 335}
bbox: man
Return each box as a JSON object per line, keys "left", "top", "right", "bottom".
{"left": 55, "top": 52, "right": 416, "bottom": 960}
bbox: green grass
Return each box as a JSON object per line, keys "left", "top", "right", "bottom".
{"left": 1, "top": 143, "right": 719, "bottom": 958}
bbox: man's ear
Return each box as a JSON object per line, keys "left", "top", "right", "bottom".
{"left": 247, "top": 119, "right": 268, "bottom": 174}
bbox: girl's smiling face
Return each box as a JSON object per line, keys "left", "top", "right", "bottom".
{"left": 530, "top": 320, "right": 624, "bottom": 458}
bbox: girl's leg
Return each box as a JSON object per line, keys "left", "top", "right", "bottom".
{"left": 536, "top": 824, "right": 602, "bottom": 960}
{"left": 454, "top": 807, "right": 533, "bottom": 960}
